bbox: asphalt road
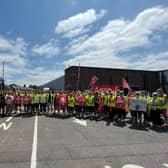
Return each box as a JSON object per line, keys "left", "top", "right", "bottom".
{"left": 0, "top": 113, "right": 168, "bottom": 168}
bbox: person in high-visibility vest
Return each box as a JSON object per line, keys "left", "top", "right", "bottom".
{"left": 149, "top": 92, "right": 157, "bottom": 126}
{"left": 47, "top": 91, "right": 55, "bottom": 114}
{"left": 139, "top": 90, "right": 148, "bottom": 125}
{"left": 23, "top": 92, "right": 31, "bottom": 113}
{"left": 40, "top": 91, "right": 48, "bottom": 114}
{"left": 107, "top": 91, "right": 116, "bottom": 120}
{"left": 86, "top": 92, "right": 94, "bottom": 119}
{"left": 165, "top": 101, "right": 168, "bottom": 125}
{"left": 152, "top": 88, "right": 167, "bottom": 126}
{"left": 54, "top": 92, "right": 60, "bottom": 114}
{"left": 67, "top": 92, "right": 75, "bottom": 117}
{"left": 131, "top": 92, "right": 142, "bottom": 126}
{"left": 127, "top": 90, "right": 136, "bottom": 125}
{"left": 103, "top": 91, "right": 109, "bottom": 117}
{"left": 74, "top": 91, "right": 81, "bottom": 117}
{"left": 93, "top": 91, "right": 99, "bottom": 119}
{"left": 79, "top": 92, "right": 87, "bottom": 119}
{"left": 97, "top": 91, "right": 104, "bottom": 119}
{"left": 32, "top": 91, "right": 40, "bottom": 114}
{"left": 29, "top": 91, "right": 34, "bottom": 114}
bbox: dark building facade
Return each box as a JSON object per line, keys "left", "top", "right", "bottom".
{"left": 65, "top": 66, "right": 167, "bottom": 93}
{"left": 160, "top": 70, "right": 168, "bottom": 94}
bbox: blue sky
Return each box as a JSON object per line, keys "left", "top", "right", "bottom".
{"left": 0, "top": 0, "right": 168, "bottom": 85}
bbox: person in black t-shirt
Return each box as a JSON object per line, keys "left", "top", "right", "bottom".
{"left": 0, "top": 91, "right": 5, "bottom": 116}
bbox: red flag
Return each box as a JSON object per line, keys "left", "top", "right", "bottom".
{"left": 89, "top": 75, "right": 99, "bottom": 86}
{"left": 122, "top": 78, "right": 131, "bottom": 90}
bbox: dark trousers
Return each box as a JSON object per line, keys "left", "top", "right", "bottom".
{"left": 116, "top": 108, "right": 126, "bottom": 120}
{"left": 108, "top": 107, "right": 116, "bottom": 120}
{"left": 151, "top": 109, "right": 164, "bottom": 125}
{"left": 103, "top": 105, "right": 108, "bottom": 116}
{"left": 40, "top": 103, "right": 46, "bottom": 112}
{"left": 79, "top": 106, "right": 86, "bottom": 118}
{"left": 0, "top": 104, "right": 5, "bottom": 116}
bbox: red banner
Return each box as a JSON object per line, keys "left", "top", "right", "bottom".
{"left": 93, "top": 85, "right": 119, "bottom": 92}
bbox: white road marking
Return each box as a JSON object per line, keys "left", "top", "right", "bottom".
{"left": 122, "top": 164, "right": 144, "bottom": 168}
{"left": 30, "top": 115, "right": 38, "bottom": 168}
{"left": 104, "top": 165, "right": 111, "bottom": 168}
{"left": 72, "top": 117, "right": 87, "bottom": 127}
{"left": 0, "top": 122, "right": 13, "bottom": 131}
{"left": 5, "top": 117, "right": 12, "bottom": 122}
{"left": 163, "top": 163, "right": 168, "bottom": 167}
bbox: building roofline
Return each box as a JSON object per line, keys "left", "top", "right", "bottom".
{"left": 65, "top": 66, "right": 168, "bottom": 72}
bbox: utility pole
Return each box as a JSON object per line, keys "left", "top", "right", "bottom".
{"left": 2, "top": 61, "right": 4, "bottom": 80}
{"left": 0, "top": 61, "right": 5, "bottom": 92}
{"left": 77, "top": 62, "right": 80, "bottom": 91}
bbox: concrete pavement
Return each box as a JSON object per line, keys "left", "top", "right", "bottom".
{"left": 0, "top": 114, "right": 168, "bottom": 168}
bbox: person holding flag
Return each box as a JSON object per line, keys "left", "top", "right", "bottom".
{"left": 122, "top": 77, "right": 131, "bottom": 96}
{"left": 89, "top": 75, "right": 99, "bottom": 90}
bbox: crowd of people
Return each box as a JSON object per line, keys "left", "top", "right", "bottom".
{"left": 0, "top": 88, "right": 167, "bottom": 127}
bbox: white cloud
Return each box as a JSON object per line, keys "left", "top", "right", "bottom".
{"left": 0, "top": 36, "right": 63, "bottom": 85}
{"left": 3, "top": 64, "right": 64, "bottom": 86}
{"left": 128, "top": 51, "right": 168, "bottom": 70}
{"left": 0, "top": 53, "right": 26, "bottom": 67}
{"left": 11, "top": 37, "right": 28, "bottom": 56}
{"left": 0, "top": 36, "right": 28, "bottom": 79}
{"left": 55, "top": 9, "right": 107, "bottom": 38}
{"left": 19, "top": 67, "right": 64, "bottom": 86}
{"left": 0, "top": 36, "right": 28, "bottom": 82}
{"left": 32, "top": 39, "right": 60, "bottom": 58}
{"left": 62, "top": 27, "right": 90, "bottom": 38}
{"left": 0, "top": 36, "right": 28, "bottom": 56}
{"left": 64, "top": 6, "right": 168, "bottom": 70}
{"left": 0, "top": 36, "right": 13, "bottom": 51}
